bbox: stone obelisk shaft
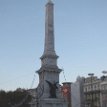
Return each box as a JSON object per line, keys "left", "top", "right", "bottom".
{"left": 41, "top": 1, "right": 58, "bottom": 68}
{"left": 44, "top": 1, "right": 55, "bottom": 55}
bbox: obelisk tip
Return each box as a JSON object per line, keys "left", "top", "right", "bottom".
{"left": 47, "top": 0, "right": 53, "bottom": 3}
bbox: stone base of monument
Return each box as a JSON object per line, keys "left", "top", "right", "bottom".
{"left": 39, "top": 98, "right": 67, "bottom": 107}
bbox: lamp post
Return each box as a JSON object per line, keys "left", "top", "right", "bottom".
{"left": 88, "top": 73, "right": 94, "bottom": 107}
{"left": 102, "top": 71, "right": 107, "bottom": 75}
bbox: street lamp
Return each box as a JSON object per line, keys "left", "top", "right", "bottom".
{"left": 102, "top": 70, "right": 107, "bottom": 75}
{"left": 101, "top": 71, "right": 107, "bottom": 81}
{"left": 88, "top": 73, "right": 94, "bottom": 107}
{"left": 88, "top": 73, "right": 94, "bottom": 77}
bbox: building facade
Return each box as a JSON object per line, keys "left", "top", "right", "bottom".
{"left": 83, "top": 75, "right": 107, "bottom": 107}
{"left": 83, "top": 76, "right": 101, "bottom": 107}
{"left": 70, "top": 75, "right": 107, "bottom": 107}
{"left": 100, "top": 76, "right": 107, "bottom": 107}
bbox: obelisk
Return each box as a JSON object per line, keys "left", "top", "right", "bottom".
{"left": 36, "top": 0, "right": 67, "bottom": 107}
{"left": 40, "top": 0, "right": 59, "bottom": 70}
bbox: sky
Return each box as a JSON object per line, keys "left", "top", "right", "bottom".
{"left": 0, "top": 0, "right": 107, "bottom": 91}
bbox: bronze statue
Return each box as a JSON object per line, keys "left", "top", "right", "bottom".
{"left": 45, "top": 80, "right": 58, "bottom": 98}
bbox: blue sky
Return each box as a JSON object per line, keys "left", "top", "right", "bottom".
{"left": 0, "top": 0, "right": 107, "bottom": 91}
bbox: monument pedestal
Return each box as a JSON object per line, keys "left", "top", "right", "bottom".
{"left": 39, "top": 98, "right": 67, "bottom": 107}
